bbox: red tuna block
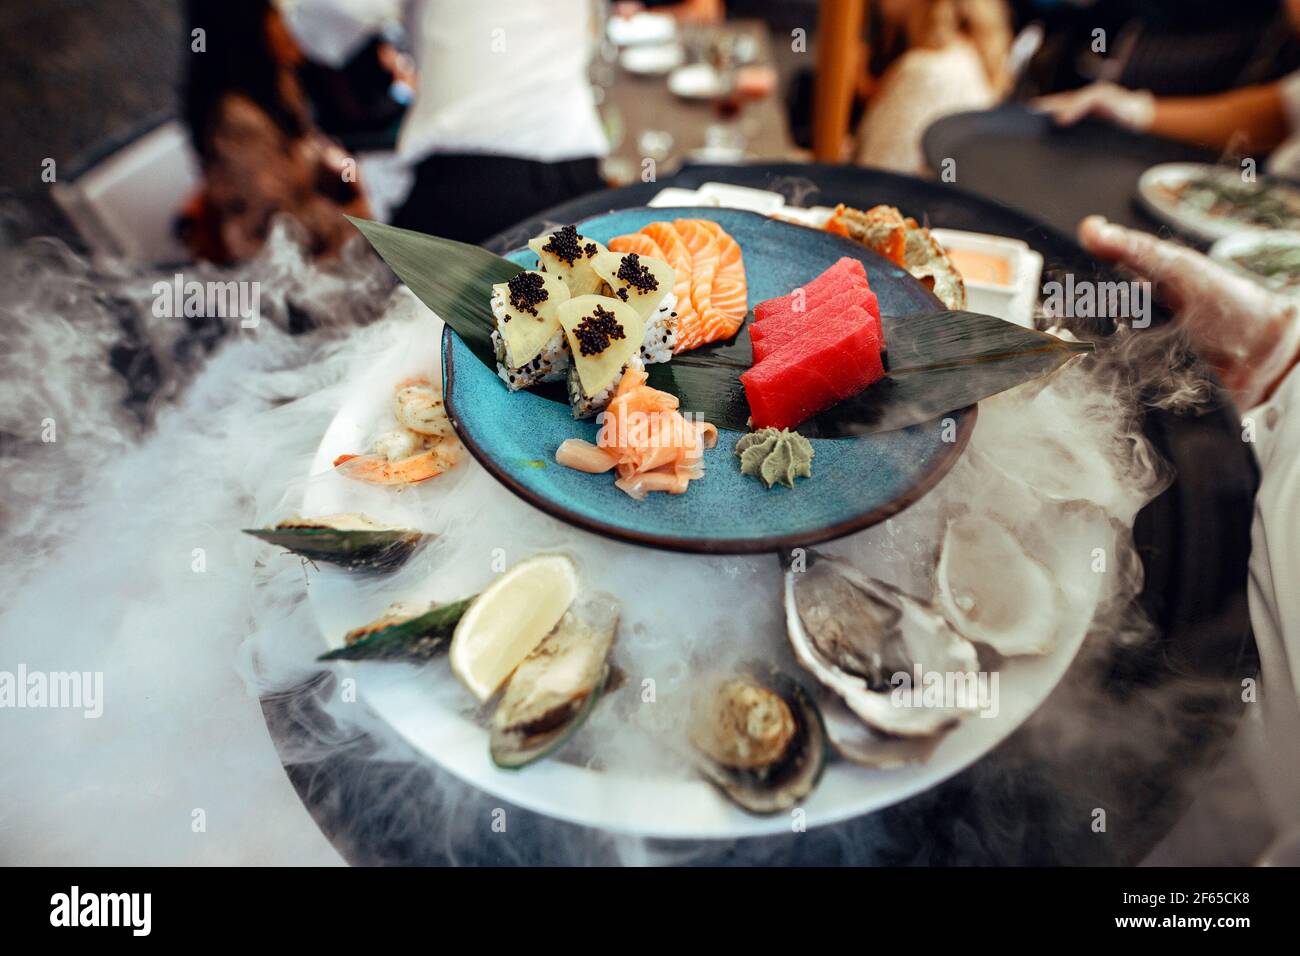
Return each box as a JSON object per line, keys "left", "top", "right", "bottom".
{"left": 753, "top": 257, "right": 868, "bottom": 325}
{"left": 740, "top": 310, "right": 885, "bottom": 430}
{"left": 750, "top": 285, "right": 881, "bottom": 363}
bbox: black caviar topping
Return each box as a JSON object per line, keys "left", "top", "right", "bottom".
{"left": 573, "top": 305, "right": 626, "bottom": 356}
{"left": 506, "top": 271, "right": 549, "bottom": 318}
{"left": 541, "top": 225, "right": 583, "bottom": 266}
{"left": 583, "top": 242, "right": 598, "bottom": 257}
{"left": 616, "top": 288, "right": 629, "bottom": 301}
{"left": 615, "top": 253, "right": 658, "bottom": 295}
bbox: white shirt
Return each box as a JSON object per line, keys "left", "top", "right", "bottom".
{"left": 1244, "top": 364, "right": 1300, "bottom": 829}
{"left": 283, "top": 0, "right": 609, "bottom": 163}
{"left": 856, "top": 43, "right": 999, "bottom": 175}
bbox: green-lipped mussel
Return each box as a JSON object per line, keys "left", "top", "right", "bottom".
{"left": 320, "top": 597, "right": 475, "bottom": 662}
{"left": 489, "top": 594, "right": 620, "bottom": 769}
{"left": 244, "top": 513, "right": 428, "bottom": 572}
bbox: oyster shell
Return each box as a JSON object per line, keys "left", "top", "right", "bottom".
{"left": 785, "top": 554, "right": 980, "bottom": 738}
{"left": 489, "top": 595, "right": 619, "bottom": 769}
{"left": 319, "top": 597, "right": 475, "bottom": 662}
{"left": 934, "top": 514, "right": 1063, "bottom": 656}
{"left": 244, "top": 513, "right": 427, "bottom": 572}
{"left": 689, "top": 668, "right": 826, "bottom": 815}
{"left": 815, "top": 689, "right": 944, "bottom": 769}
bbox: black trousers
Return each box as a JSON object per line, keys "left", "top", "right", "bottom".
{"left": 391, "top": 153, "right": 606, "bottom": 245}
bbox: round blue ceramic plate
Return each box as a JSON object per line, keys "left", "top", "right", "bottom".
{"left": 442, "top": 207, "right": 974, "bottom": 554}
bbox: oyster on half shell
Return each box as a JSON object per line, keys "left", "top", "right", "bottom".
{"left": 935, "top": 514, "right": 1064, "bottom": 656}
{"left": 689, "top": 668, "right": 826, "bottom": 815}
{"left": 490, "top": 594, "right": 620, "bottom": 769}
{"left": 785, "top": 555, "right": 980, "bottom": 739}
{"left": 814, "top": 689, "right": 945, "bottom": 769}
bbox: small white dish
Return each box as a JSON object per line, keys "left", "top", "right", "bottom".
{"left": 684, "top": 144, "right": 746, "bottom": 164}
{"left": 620, "top": 41, "right": 684, "bottom": 76}
{"left": 930, "top": 229, "right": 1043, "bottom": 328}
{"left": 695, "top": 182, "right": 787, "bottom": 215}
{"left": 771, "top": 205, "right": 837, "bottom": 229}
{"left": 607, "top": 12, "right": 677, "bottom": 47}
{"left": 668, "top": 63, "right": 728, "bottom": 100}
{"left": 648, "top": 187, "right": 714, "bottom": 208}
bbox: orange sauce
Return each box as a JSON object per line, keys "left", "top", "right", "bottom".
{"left": 946, "top": 248, "right": 1012, "bottom": 287}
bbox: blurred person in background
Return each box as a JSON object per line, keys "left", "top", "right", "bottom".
{"left": 614, "top": 0, "right": 724, "bottom": 21}
{"left": 1076, "top": 215, "right": 1300, "bottom": 840}
{"left": 856, "top": 0, "right": 1014, "bottom": 174}
{"left": 1033, "top": 0, "right": 1300, "bottom": 176}
{"left": 285, "top": 0, "right": 609, "bottom": 244}
{"left": 181, "top": 0, "right": 369, "bottom": 264}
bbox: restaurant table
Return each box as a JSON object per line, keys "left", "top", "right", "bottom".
{"left": 595, "top": 19, "right": 802, "bottom": 183}
{"left": 264, "top": 164, "right": 1260, "bottom": 865}
{"left": 922, "top": 104, "right": 1223, "bottom": 243}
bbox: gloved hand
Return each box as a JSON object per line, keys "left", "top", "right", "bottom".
{"left": 1033, "top": 82, "right": 1157, "bottom": 132}
{"left": 1078, "top": 216, "right": 1300, "bottom": 409}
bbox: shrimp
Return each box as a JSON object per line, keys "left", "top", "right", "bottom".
{"left": 333, "top": 377, "right": 462, "bottom": 485}
{"left": 394, "top": 377, "right": 456, "bottom": 440}
{"left": 333, "top": 443, "right": 459, "bottom": 485}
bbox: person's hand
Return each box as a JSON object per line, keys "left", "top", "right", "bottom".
{"left": 378, "top": 43, "right": 416, "bottom": 90}
{"left": 1078, "top": 216, "right": 1300, "bottom": 408}
{"left": 1033, "top": 82, "right": 1156, "bottom": 132}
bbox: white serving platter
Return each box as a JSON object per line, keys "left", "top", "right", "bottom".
{"left": 297, "top": 302, "right": 1090, "bottom": 839}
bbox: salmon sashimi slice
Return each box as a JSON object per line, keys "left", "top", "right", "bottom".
{"left": 696, "top": 220, "right": 748, "bottom": 327}
{"left": 610, "top": 219, "right": 749, "bottom": 353}
{"left": 608, "top": 232, "right": 665, "bottom": 260}
{"left": 674, "top": 218, "right": 720, "bottom": 317}
{"left": 674, "top": 218, "right": 741, "bottom": 351}
{"left": 554, "top": 365, "right": 718, "bottom": 499}
{"left": 639, "top": 221, "right": 694, "bottom": 311}
{"left": 711, "top": 274, "right": 748, "bottom": 325}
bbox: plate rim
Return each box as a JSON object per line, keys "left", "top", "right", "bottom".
{"left": 443, "top": 206, "right": 978, "bottom": 554}
{"left": 1136, "top": 161, "right": 1300, "bottom": 242}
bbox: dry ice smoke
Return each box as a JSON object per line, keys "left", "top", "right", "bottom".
{"left": 0, "top": 221, "right": 1272, "bottom": 864}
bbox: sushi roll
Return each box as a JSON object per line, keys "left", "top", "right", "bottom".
{"left": 490, "top": 270, "right": 572, "bottom": 390}
{"left": 638, "top": 301, "right": 677, "bottom": 366}
{"left": 557, "top": 294, "right": 645, "bottom": 419}
{"left": 567, "top": 354, "right": 645, "bottom": 420}
{"left": 592, "top": 249, "right": 678, "bottom": 364}
{"left": 529, "top": 225, "right": 609, "bottom": 296}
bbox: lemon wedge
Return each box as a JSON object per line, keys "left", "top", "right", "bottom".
{"left": 450, "top": 554, "right": 579, "bottom": 702}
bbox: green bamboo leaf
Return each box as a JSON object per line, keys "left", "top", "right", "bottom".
{"left": 803, "top": 311, "right": 1096, "bottom": 436}
{"left": 348, "top": 218, "right": 1094, "bottom": 437}
{"left": 347, "top": 216, "right": 519, "bottom": 370}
